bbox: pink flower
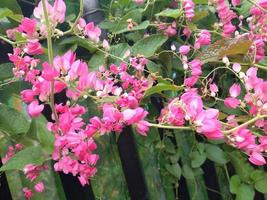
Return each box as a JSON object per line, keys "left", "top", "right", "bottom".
{"left": 189, "top": 59, "right": 202, "bottom": 76}
{"left": 53, "top": 0, "right": 66, "bottom": 23}
{"left": 179, "top": 45, "right": 190, "bottom": 55}
{"left": 223, "top": 23, "right": 236, "bottom": 36}
{"left": 122, "top": 107, "right": 148, "bottom": 125}
{"left": 17, "top": 17, "right": 37, "bottom": 37}
{"left": 24, "top": 40, "right": 44, "bottom": 55}
{"left": 84, "top": 22, "right": 101, "bottom": 42}
{"left": 33, "top": 0, "right": 66, "bottom": 26}
{"left": 182, "top": 0, "right": 195, "bottom": 21}
{"left": 34, "top": 182, "right": 44, "bottom": 193}
{"left": 224, "top": 97, "right": 240, "bottom": 108}
{"left": 195, "top": 109, "right": 223, "bottom": 139}
{"left": 181, "top": 90, "right": 203, "bottom": 120}
{"left": 21, "top": 89, "right": 36, "bottom": 103}
{"left": 249, "top": 152, "right": 266, "bottom": 166}
{"left": 184, "top": 76, "right": 199, "bottom": 87}
{"left": 23, "top": 187, "right": 33, "bottom": 199}
{"left": 233, "top": 128, "right": 256, "bottom": 149}
{"left": 135, "top": 0, "right": 144, "bottom": 5}
{"left": 164, "top": 22, "right": 177, "bottom": 37}
{"left": 194, "top": 29, "right": 211, "bottom": 49}
{"left": 232, "top": 0, "right": 241, "bottom": 6}
{"left": 27, "top": 100, "right": 44, "bottom": 118}
{"left": 136, "top": 120, "right": 150, "bottom": 136}
{"left": 209, "top": 83, "right": 218, "bottom": 96}
{"left": 229, "top": 83, "right": 241, "bottom": 98}
{"left": 41, "top": 62, "right": 60, "bottom": 81}
{"left": 232, "top": 63, "right": 241, "bottom": 72}
{"left": 183, "top": 27, "right": 192, "bottom": 38}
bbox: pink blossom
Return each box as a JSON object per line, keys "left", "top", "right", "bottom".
{"left": 232, "top": 0, "right": 241, "bottom": 6}
{"left": 249, "top": 152, "right": 266, "bottom": 166}
{"left": 224, "top": 97, "right": 240, "bottom": 108}
{"left": 164, "top": 22, "right": 177, "bottom": 37}
{"left": 135, "top": 0, "right": 144, "bottom": 5}
{"left": 179, "top": 45, "right": 190, "bottom": 55}
{"left": 189, "top": 59, "right": 202, "bottom": 76}
{"left": 24, "top": 40, "right": 44, "bottom": 55}
{"left": 183, "top": 27, "right": 192, "bottom": 38}
{"left": 182, "top": 0, "right": 195, "bottom": 21}
{"left": 53, "top": 0, "right": 66, "bottom": 23}
{"left": 84, "top": 22, "right": 101, "bottom": 42}
{"left": 21, "top": 89, "right": 36, "bottom": 103}
{"left": 233, "top": 128, "right": 256, "bottom": 149}
{"left": 232, "top": 63, "right": 241, "bottom": 72}
{"left": 122, "top": 107, "right": 148, "bottom": 125}
{"left": 181, "top": 90, "right": 203, "bottom": 120}
{"left": 194, "top": 29, "right": 211, "bottom": 49}
{"left": 41, "top": 62, "right": 60, "bottom": 81}
{"left": 27, "top": 100, "right": 44, "bottom": 117}
{"left": 136, "top": 120, "right": 150, "bottom": 136}
{"left": 33, "top": 0, "right": 66, "bottom": 26}
{"left": 34, "top": 182, "right": 44, "bottom": 193}
{"left": 195, "top": 109, "right": 223, "bottom": 139}
{"left": 23, "top": 187, "right": 33, "bottom": 199}
{"left": 184, "top": 76, "right": 198, "bottom": 87}
{"left": 17, "top": 17, "right": 37, "bottom": 37}
{"left": 229, "top": 83, "right": 241, "bottom": 98}
{"left": 209, "top": 83, "right": 218, "bottom": 96}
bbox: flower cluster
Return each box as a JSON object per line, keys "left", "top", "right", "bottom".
{"left": 159, "top": 89, "right": 223, "bottom": 140}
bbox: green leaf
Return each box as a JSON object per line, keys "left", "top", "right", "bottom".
{"left": 108, "top": 43, "right": 130, "bottom": 65}
{"left": 255, "top": 179, "right": 267, "bottom": 193}
{"left": 88, "top": 51, "right": 106, "bottom": 71}
{"left": 0, "top": 63, "right": 13, "bottom": 81}
{"left": 205, "top": 144, "right": 228, "bottom": 165}
{"left": 0, "top": 146, "right": 47, "bottom": 171}
{"left": 0, "top": 0, "right": 22, "bottom": 14}
{"left": 114, "top": 20, "right": 150, "bottom": 34}
{"left": 165, "top": 163, "right": 181, "bottom": 179}
{"left": 193, "top": 0, "right": 208, "bottom": 4}
{"left": 131, "top": 34, "right": 168, "bottom": 57}
{"left": 143, "top": 83, "right": 183, "bottom": 99}
{"left": 0, "top": 8, "right": 13, "bottom": 20}
{"left": 0, "top": 104, "right": 30, "bottom": 135}
{"left": 182, "top": 164, "right": 195, "bottom": 179}
{"left": 35, "top": 116, "right": 55, "bottom": 153}
{"left": 146, "top": 60, "right": 162, "bottom": 74}
{"left": 250, "top": 170, "right": 266, "bottom": 182}
{"left": 190, "top": 151, "right": 206, "bottom": 168}
{"left": 156, "top": 9, "right": 182, "bottom": 19}
{"left": 60, "top": 36, "right": 97, "bottom": 53}
{"left": 236, "top": 184, "right": 255, "bottom": 200}
{"left": 229, "top": 175, "right": 241, "bottom": 194}
{"left": 111, "top": 9, "right": 142, "bottom": 33}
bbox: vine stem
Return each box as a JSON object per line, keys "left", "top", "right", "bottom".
{"left": 254, "top": 63, "right": 267, "bottom": 71}
{"left": 148, "top": 122, "right": 192, "bottom": 130}
{"left": 222, "top": 114, "right": 267, "bottom": 134}
{"left": 63, "top": 0, "right": 84, "bottom": 35}
{"left": 41, "top": 0, "right": 59, "bottom": 126}
{"left": 0, "top": 35, "right": 15, "bottom": 45}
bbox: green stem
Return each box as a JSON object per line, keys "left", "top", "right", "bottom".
{"left": 0, "top": 35, "right": 15, "bottom": 45}
{"left": 63, "top": 0, "right": 84, "bottom": 35}
{"left": 41, "top": 0, "right": 59, "bottom": 126}
{"left": 222, "top": 114, "right": 267, "bottom": 134}
{"left": 254, "top": 63, "right": 267, "bottom": 71}
{"left": 148, "top": 122, "right": 192, "bottom": 130}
